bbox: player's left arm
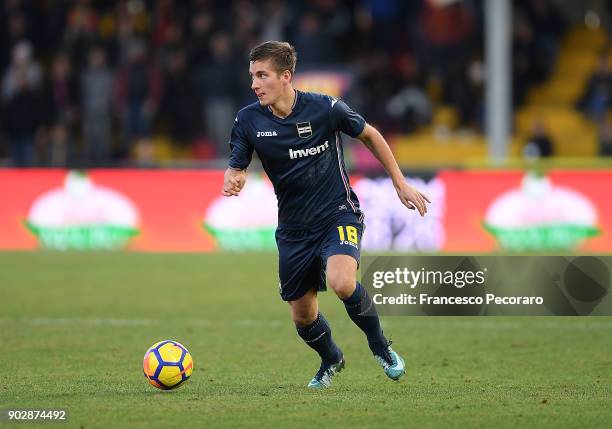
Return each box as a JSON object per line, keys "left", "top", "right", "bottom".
{"left": 357, "top": 124, "right": 430, "bottom": 216}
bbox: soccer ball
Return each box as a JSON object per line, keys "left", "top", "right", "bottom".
{"left": 143, "top": 340, "right": 194, "bottom": 390}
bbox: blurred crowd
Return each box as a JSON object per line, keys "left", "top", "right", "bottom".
{"left": 0, "top": 0, "right": 580, "bottom": 167}
{"left": 577, "top": 50, "right": 612, "bottom": 157}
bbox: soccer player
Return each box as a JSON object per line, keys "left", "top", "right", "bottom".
{"left": 223, "top": 41, "right": 430, "bottom": 388}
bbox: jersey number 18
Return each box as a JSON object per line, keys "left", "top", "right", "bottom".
{"left": 337, "top": 226, "right": 358, "bottom": 244}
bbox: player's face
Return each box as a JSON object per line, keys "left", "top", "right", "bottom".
{"left": 249, "top": 59, "right": 287, "bottom": 106}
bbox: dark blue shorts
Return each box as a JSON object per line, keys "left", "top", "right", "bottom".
{"left": 275, "top": 211, "right": 365, "bottom": 302}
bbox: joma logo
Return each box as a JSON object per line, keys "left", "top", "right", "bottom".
{"left": 257, "top": 131, "right": 277, "bottom": 137}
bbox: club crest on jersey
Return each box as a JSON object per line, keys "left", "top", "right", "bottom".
{"left": 296, "top": 122, "right": 312, "bottom": 138}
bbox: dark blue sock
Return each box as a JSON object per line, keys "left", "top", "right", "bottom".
{"left": 296, "top": 313, "right": 342, "bottom": 364}
{"left": 343, "top": 282, "right": 388, "bottom": 355}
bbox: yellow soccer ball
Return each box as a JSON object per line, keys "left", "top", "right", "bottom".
{"left": 143, "top": 340, "right": 193, "bottom": 390}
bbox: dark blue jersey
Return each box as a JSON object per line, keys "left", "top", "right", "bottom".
{"left": 228, "top": 90, "right": 366, "bottom": 229}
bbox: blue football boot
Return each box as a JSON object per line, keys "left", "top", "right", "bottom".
{"left": 307, "top": 356, "right": 345, "bottom": 389}
{"left": 373, "top": 341, "right": 405, "bottom": 381}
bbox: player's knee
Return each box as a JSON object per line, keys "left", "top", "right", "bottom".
{"left": 289, "top": 289, "right": 318, "bottom": 328}
{"left": 291, "top": 310, "right": 317, "bottom": 328}
{"left": 327, "top": 271, "right": 356, "bottom": 300}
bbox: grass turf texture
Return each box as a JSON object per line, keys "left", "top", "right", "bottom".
{"left": 0, "top": 252, "right": 610, "bottom": 429}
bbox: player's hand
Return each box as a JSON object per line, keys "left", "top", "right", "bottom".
{"left": 395, "top": 182, "right": 430, "bottom": 216}
{"left": 222, "top": 168, "right": 247, "bottom": 197}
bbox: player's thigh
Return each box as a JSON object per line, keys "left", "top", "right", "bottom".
{"left": 276, "top": 229, "right": 326, "bottom": 302}
{"left": 288, "top": 287, "right": 318, "bottom": 327}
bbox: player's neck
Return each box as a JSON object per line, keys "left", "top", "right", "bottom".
{"left": 269, "top": 87, "right": 297, "bottom": 119}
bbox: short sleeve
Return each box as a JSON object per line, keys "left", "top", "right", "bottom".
{"left": 329, "top": 98, "right": 366, "bottom": 138}
{"left": 228, "top": 115, "right": 254, "bottom": 170}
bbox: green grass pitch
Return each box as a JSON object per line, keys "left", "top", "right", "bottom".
{"left": 1, "top": 252, "right": 611, "bottom": 428}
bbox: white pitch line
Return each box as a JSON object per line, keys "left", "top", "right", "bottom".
{"left": 0, "top": 318, "right": 610, "bottom": 330}
{"left": 12, "top": 318, "right": 156, "bottom": 326}
{"left": 0, "top": 318, "right": 281, "bottom": 328}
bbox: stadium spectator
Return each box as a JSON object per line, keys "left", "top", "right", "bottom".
{"left": 82, "top": 46, "right": 114, "bottom": 165}
{"left": 114, "top": 0, "right": 151, "bottom": 66}
{"left": 1, "top": 10, "right": 29, "bottom": 70}
{"left": 523, "top": 120, "right": 554, "bottom": 159}
{"left": 292, "top": 13, "right": 330, "bottom": 66}
{"left": 115, "top": 39, "right": 162, "bottom": 160}
{"left": 517, "top": 0, "right": 566, "bottom": 68}
{"left": 385, "top": 53, "right": 431, "bottom": 133}
{"left": 359, "top": 0, "right": 407, "bottom": 51}
{"left": 198, "top": 32, "right": 239, "bottom": 157}
{"left": 353, "top": 49, "right": 394, "bottom": 129}
{"left": 1, "top": 41, "right": 45, "bottom": 166}
{"left": 156, "top": 20, "right": 186, "bottom": 69}
{"left": 64, "top": 0, "right": 100, "bottom": 67}
{"left": 43, "top": 1, "right": 71, "bottom": 55}
{"left": 151, "top": 0, "right": 179, "bottom": 50}
{"left": 1, "top": 68, "right": 45, "bottom": 167}
{"left": 231, "top": 0, "right": 260, "bottom": 54}
{"left": 577, "top": 53, "right": 612, "bottom": 120}
{"left": 188, "top": 11, "right": 214, "bottom": 67}
{"left": 512, "top": 11, "right": 542, "bottom": 106}
{"left": 259, "top": 0, "right": 290, "bottom": 43}
{"left": 511, "top": 0, "right": 565, "bottom": 108}
{"left": 2, "top": 40, "right": 42, "bottom": 100}
{"left": 443, "top": 56, "right": 484, "bottom": 129}
{"left": 599, "top": 119, "right": 612, "bottom": 157}
{"left": 46, "top": 121, "right": 75, "bottom": 167}
{"left": 161, "top": 48, "right": 202, "bottom": 146}
{"left": 43, "top": 51, "right": 80, "bottom": 166}
{"left": 47, "top": 52, "right": 79, "bottom": 125}
{"left": 417, "top": 0, "right": 474, "bottom": 79}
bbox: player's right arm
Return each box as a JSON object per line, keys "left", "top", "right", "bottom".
{"left": 223, "top": 168, "right": 247, "bottom": 196}
{"left": 223, "top": 114, "right": 254, "bottom": 197}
